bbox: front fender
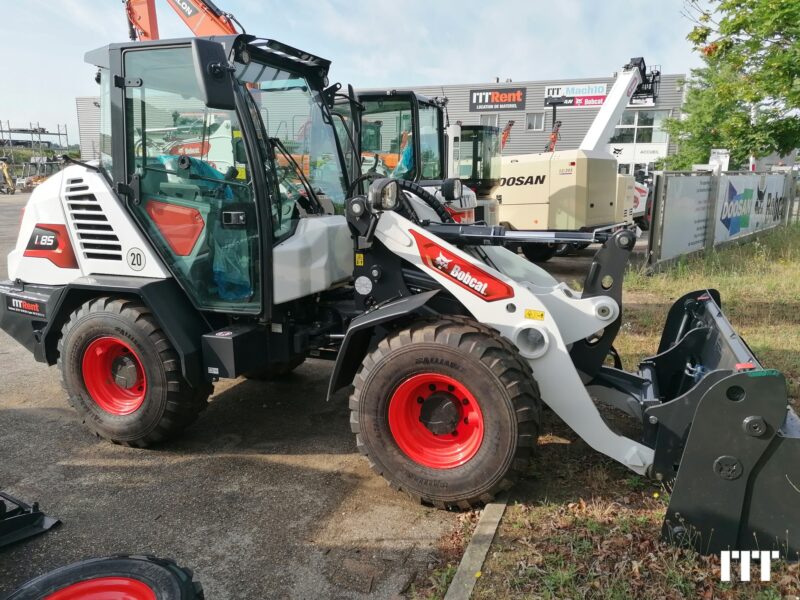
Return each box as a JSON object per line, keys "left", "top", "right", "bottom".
{"left": 326, "top": 290, "right": 439, "bottom": 400}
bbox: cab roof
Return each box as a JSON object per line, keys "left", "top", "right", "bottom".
{"left": 85, "top": 34, "right": 331, "bottom": 78}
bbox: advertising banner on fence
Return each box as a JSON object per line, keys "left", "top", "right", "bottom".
{"left": 752, "top": 174, "right": 787, "bottom": 231}
{"left": 713, "top": 174, "right": 787, "bottom": 242}
{"left": 714, "top": 174, "right": 759, "bottom": 242}
{"left": 659, "top": 175, "right": 714, "bottom": 261}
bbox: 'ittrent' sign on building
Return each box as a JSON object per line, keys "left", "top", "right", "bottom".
{"left": 469, "top": 88, "right": 527, "bottom": 111}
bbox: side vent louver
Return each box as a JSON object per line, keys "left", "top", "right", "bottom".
{"left": 65, "top": 178, "right": 123, "bottom": 262}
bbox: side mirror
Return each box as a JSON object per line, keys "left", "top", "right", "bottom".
{"left": 441, "top": 178, "right": 463, "bottom": 201}
{"left": 191, "top": 38, "right": 236, "bottom": 111}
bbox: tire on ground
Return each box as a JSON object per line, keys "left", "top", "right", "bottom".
{"left": 6, "top": 555, "right": 203, "bottom": 600}
{"left": 58, "top": 297, "right": 211, "bottom": 447}
{"left": 350, "top": 316, "right": 541, "bottom": 509}
{"left": 554, "top": 243, "right": 572, "bottom": 257}
{"left": 520, "top": 243, "right": 557, "bottom": 262}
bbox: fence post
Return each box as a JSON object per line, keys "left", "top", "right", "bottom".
{"left": 706, "top": 172, "right": 723, "bottom": 251}
{"left": 647, "top": 172, "right": 667, "bottom": 268}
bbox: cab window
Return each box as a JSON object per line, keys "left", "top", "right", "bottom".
{"left": 124, "top": 46, "right": 261, "bottom": 312}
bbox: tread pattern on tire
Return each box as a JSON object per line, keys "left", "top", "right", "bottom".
{"left": 57, "top": 297, "right": 211, "bottom": 447}
{"left": 6, "top": 554, "right": 204, "bottom": 600}
{"left": 350, "top": 315, "right": 542, "bottom": 509}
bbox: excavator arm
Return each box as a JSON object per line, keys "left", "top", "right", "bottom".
{"left": 125, "top": 0, "right": 238, "bottom": 41}
{"left": 126, "top": 0, "right": 159, "bottom": 41}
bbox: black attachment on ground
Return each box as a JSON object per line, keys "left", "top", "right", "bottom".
{"left": 0, "top": 491, "right": 60, "bottom": 548}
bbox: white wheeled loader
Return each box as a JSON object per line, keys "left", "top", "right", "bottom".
{"left": 1, "top": 35, "right": 798, "bottom": 558}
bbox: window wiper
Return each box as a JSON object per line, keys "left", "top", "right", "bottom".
{"left": 268, "top": 137, "right": 323, "bottom": 214}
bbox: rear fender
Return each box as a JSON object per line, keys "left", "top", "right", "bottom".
{"left": 42, "top": 276, "right": 210, "bottom": 386}
{"left": 326, "top": 290, "right": 439, "bottom": 400}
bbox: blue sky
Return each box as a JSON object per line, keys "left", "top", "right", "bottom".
{"left": 0, "top": 0, "right": 703, "bottom": 145}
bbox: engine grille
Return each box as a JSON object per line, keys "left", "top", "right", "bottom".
{"left": 65, "top": 178, "right": 122, "bottom": 261}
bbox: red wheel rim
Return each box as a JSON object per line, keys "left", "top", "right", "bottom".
{"left": 388, "top": 373, "right": 484, "bottom": 469}
{"left": 45, "top": 577, "right": 156, "bottom": 600}
{"left": 81, "top": 337, "right": 147, "bottom": 415}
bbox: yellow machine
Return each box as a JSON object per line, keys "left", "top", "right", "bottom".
{"left": 615, "top": 173, "right": 635, "bottom": 225}
{"left": 495, "top": 149, "right": 618, "bottom": 230}
{"left": 491, "top": 58, "right": 659, "bottom": 260}
{"left": 0, "top": 158, "right": 15, "bottom": 195}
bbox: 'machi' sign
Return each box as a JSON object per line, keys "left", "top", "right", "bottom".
{"left": 469, "top": 87, "right": 527, "bottom": 112}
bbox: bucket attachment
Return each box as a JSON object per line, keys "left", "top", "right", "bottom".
{"left": 637, "top": 290, "right": 800, "bottom": 558}
{"left": 661, "top": 370, "right": 800, "bottom": 558}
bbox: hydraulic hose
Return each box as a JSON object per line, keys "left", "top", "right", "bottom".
{"left": 394, "top": 179, "right": 455, "bottom": 224}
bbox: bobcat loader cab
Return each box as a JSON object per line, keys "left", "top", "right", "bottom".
{"left": 2, "top": 36, "right": 800, "bottom": 558}
{"left": 2, "top": 35, "right": 355, "bottom": 428}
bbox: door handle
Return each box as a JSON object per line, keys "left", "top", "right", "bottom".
{"left": 222, "top": 211, "right": 246, "bottom": 228}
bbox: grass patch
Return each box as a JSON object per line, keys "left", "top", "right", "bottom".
{"left": 464, "top": 225, "right": 800, "bottom": 599}
{"left": 621, "top": 224, "right": 800, "bottom": 402}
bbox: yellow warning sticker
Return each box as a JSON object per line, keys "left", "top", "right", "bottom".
{"left": 524, "top": 309, "right": 545, "bottom": 321}
{"left": 355, "top": 253, "right": 365, "bottom": 267}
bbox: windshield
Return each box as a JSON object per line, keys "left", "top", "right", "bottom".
{"left": 458, "top": 127, "right": 501, "bottom": 181}
{"left": 417, "top": 103, "right": 443, "bottom": 180}
{"left": 360, "top": 97, "right": 415, "bottom": 180}
{"left": 235, "top": 58, "right": 348, "bottom": 215}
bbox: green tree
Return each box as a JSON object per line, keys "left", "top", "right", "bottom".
{"left": 664, "top": 0, "right": 800, "bottom": 169}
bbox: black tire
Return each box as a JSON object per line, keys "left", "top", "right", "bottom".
{"left": 350, "top": 316, "right": 541, "bottom": 509}
{"left": 6, "top": 555, "right": 203, "bottom": 600}
{"left": 554, "top": 243, "right": 572, "bottom": 257}
{"left": 520, "top": 244, "right": 557, "bottom": 263}
{"left": 244, "top": 356, "right": 305, "bottom": 380}
{"left": 57, "top": 297, "right": 211, "bottom": 447}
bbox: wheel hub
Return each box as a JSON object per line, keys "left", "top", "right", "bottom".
{"left": 419, "top": 392, "right": 460, "bottom": 435}
{"left": 81, "top": 337, "right": 147, "bottom": 416}
{"left": 112, "top": 355, "right": 139, "bottom": 389}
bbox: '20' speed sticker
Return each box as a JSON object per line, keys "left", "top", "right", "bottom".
{"left": 127, "top": 248, "right": 146, "bottom": 272}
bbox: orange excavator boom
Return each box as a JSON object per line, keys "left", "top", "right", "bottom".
{"left": 500, "top": 120, "right": 514, "bottom": 150}
{"left": 125, "top": 0, "right": 238, "bottom": 41}
{"left": 126, "top": 0, "right": 160, "bottom": 41}
{"left": 163, "top": 0, "right": 237, "bottom": 36}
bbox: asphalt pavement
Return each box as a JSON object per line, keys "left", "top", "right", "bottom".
{"left": 0, "top": 193, "right": 453, "bottom": 599}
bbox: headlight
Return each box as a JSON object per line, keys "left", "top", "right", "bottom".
{"left": 367, "top": 178, "right": 399, "bottom": 211}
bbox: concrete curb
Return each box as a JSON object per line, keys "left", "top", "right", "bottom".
{"left": 443, "top": 496, "right": 508, "bottom": 600}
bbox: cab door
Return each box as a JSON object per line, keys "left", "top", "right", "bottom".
{"left": 122, "top": 45, "right": 262, "bottom": 313}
